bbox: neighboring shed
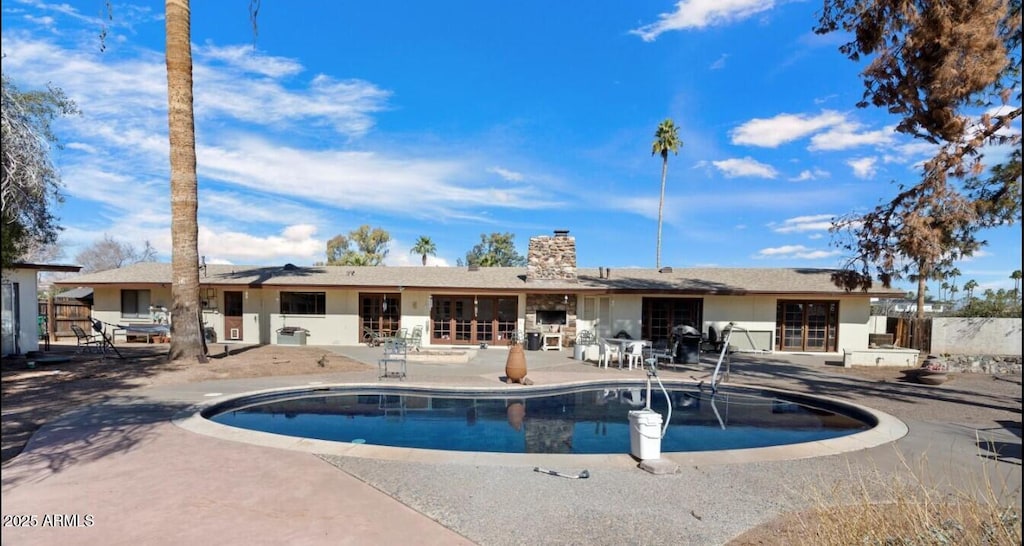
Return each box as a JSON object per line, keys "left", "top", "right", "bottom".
{"left": 2, "top": 263, "right": 82, "bottom": 356}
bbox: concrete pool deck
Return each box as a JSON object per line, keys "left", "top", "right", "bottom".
{"left": 2, "top": 347, "right": 1020, "bottom": 545}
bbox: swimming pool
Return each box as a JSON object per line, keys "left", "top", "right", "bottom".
{"left": 203, "top": 381, "right": 876, "bottom": 455}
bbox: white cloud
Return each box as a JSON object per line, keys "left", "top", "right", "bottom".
{"left": 197, "top": 137, "right": 551, "bottom": 217}
{"left": 711, "top": 157, "right": 778, "bottom": 178}
{"left": 770, "top": 214, "right": 835, "bottom": 234}
{"left": 847, "top": 157, "right": 878, "bottom": 179}
{"left": 789, "top": 168, "right": 829, "bottom": 181}
{"left": 198, "top": 224, "right": 324, "bottom": 263}
{"left": 883, "top": 141, "right": 937, "bottom": 164}
{"left": 731, "top": 111, "right": 846, "bottom": 148}
{"left": 709, "top": 54, "right": 729, "bottom": 70}
{"left": 756, "top": 245, "right": 841, "bottom": 260}
{"left": 488, "top": 166, "right": 525, "bottom": 182}
{"left": 194, "top": 43, "right": 304, "bottom": 78}
{"left": 630, "top": 0, "right": 776, "bottom": 41}
{"left": 808, "top": 124, "right": 895, "bottom": 151}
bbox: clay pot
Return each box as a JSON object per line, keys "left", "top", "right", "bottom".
{"left": 505, "top": 344, "right": 527, "bottom": 383}
{"left": 506, "top": 401, "right": 525, "bottom": 431}
{"left": 916, "top": 371, "right": 948, "bottom": 385}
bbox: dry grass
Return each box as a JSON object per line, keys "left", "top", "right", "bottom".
{"left": 733, "top": 448, "right": 1022, "bottom": 545}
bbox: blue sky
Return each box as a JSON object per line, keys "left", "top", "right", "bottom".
{"left": 2, "top": 0, "right": 1020, "bottom": 296}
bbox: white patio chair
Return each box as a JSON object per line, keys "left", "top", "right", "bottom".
{"left": 625, "top": 341, "right": 647, "bottom": 370}
{"left": 598, "top": 338, "right": 620, "bottom": 369}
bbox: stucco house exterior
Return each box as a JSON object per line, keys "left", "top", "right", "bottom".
{"left": 53, "top": 231, "right": 902, "bottom": 355}
{"left": 2, "top": 262, "right": 82, "bottom": 356}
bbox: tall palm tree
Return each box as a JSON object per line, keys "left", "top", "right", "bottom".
{"left": 1011, "top": 270, "right": 1022, "bottom": 302}
{"left": 651, "top": 118, "right": 682, "bottom": 269}
{"left": 963, "top": 279, "right": 979, "bottom": 301}
{"left": 410, "top": 236, "right": 437, "bottom": 266}
{"left": 165, "top": 0, "right": 206, "bottom": 363}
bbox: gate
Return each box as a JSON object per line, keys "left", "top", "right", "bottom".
{"left": 888, "top": 317, "right": 931, "bottom": 353}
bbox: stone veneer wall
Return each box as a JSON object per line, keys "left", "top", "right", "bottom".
{"left": 939, "top": 354, "right": 1021, "bottom": 374}
{"left": 524, "top": 294, "right": 577, "bottom": 348}
{"left": 526, "top": 234, "right": 577, "bottom": 282}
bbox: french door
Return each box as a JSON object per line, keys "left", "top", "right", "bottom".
{"left": 642, "top": 298, "right": 703, "bottom": 343}
{"left": 361, "top": 293, "right": 401, "bottom": 339}
{"left": 775, "top": 301, "right": 838, "bottom": 352}
{"left": 430, "top": 295, "right": 518, "bottom": 345}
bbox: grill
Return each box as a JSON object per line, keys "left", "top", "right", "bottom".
{"left": 276, "top": 326, "right": 309, "bottom": 345}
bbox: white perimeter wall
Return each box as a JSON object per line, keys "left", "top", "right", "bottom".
{"left": 930, "top": 317, "right": 1022, "bottom": 356}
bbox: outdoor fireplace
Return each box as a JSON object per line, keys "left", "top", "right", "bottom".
{"left": 536, "top": 310, "right": 567, "bottom": 327}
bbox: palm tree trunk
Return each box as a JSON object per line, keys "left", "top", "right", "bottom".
{"left": 916, "top": 271, "right": 927, "bottom": 321}
{"left": 656, "top": 157, "right": 668, "bottom": 269}
{"left": 166, "top": 0, "right": 207, "bottom": 363}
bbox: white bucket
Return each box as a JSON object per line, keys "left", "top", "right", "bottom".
{"left": 628, "top": 409, "right": 663, "bottom": 460}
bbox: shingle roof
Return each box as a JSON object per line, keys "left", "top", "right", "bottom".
{"left": 54, "top": 262, "right": 903, "bottom": 296}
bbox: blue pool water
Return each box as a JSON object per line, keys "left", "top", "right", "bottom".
{"left": 204, "top": 383, "right": 873, "bottom": 454}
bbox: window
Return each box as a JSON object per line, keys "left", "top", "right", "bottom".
{"left": 280, "top": 292, "right": 325, "bottom": 315}
{"left": 121, "top": 289, "right": 151, "bottom": 318}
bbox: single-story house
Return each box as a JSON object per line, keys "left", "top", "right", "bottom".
{"left": 53, "top": 231, "right": 902, "bottom": 355}
{"left": 2, "top": 262, "right": 83, "bottom": 356}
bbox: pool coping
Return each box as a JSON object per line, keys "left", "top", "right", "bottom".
{"left": 173, "top": 378, "right": 909, "bottom": 468}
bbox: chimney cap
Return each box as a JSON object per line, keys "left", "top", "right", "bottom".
{"left": 553, "top": 229, "right": 570, "bottom": 237}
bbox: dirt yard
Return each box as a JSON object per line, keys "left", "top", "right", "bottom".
{"left": 1, "top": 343, "right": 372, "bottom": 464}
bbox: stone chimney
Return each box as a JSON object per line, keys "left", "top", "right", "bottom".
{"left": 526, "top": 230, "right": 577, "bottom": 282}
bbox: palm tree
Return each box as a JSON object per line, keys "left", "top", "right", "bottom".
{"left": 1011, "top": 270, "right": 1022, "bottom": 302}
{"left": 165, "top": 0, "right": 206, "bottom": 363}
{"left": 651, "top": 118, "right": 682, "bottom": 269}
{"left": 410, "top": 236, "right": 437, "bottom": 266}
{"left": 964, "top": 279, "right": 979, "bottom": 302}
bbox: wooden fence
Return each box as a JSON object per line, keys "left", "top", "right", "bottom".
{"left": 38, "top": 298, "right": 93, "bottom": 341}
{"left": 887, "top": 316, "right": 932, "bottom": 353}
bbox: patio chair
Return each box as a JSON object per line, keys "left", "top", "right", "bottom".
{"left": 407, "top": 326, "right": 423, "bottom": 351}
{"left": 701, "top": 325, "right": 724, "bottom": 354}
{"left": 363, "top": 327, "right": 384, "bottom": 347}
{"left": 378, "top": 338, "right": 407, "bottom": 380}
{"left": 597, "top": 338, "right": 620, "bottom": 369}
{"left": 71, "top": 324, "right": 103, "bottom": 354}
{"left": 650, "top": 339, "right": 675, "bottom": 366}
{"left": 625, "top": 341, "right": 647, "bottom": 370}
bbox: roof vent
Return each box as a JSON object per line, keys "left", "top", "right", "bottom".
{"left": 659, "top": 266, "right": 673, "bottom": 273}
{"left": 283, "top": 263, "right": 298, "bottom": 271}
